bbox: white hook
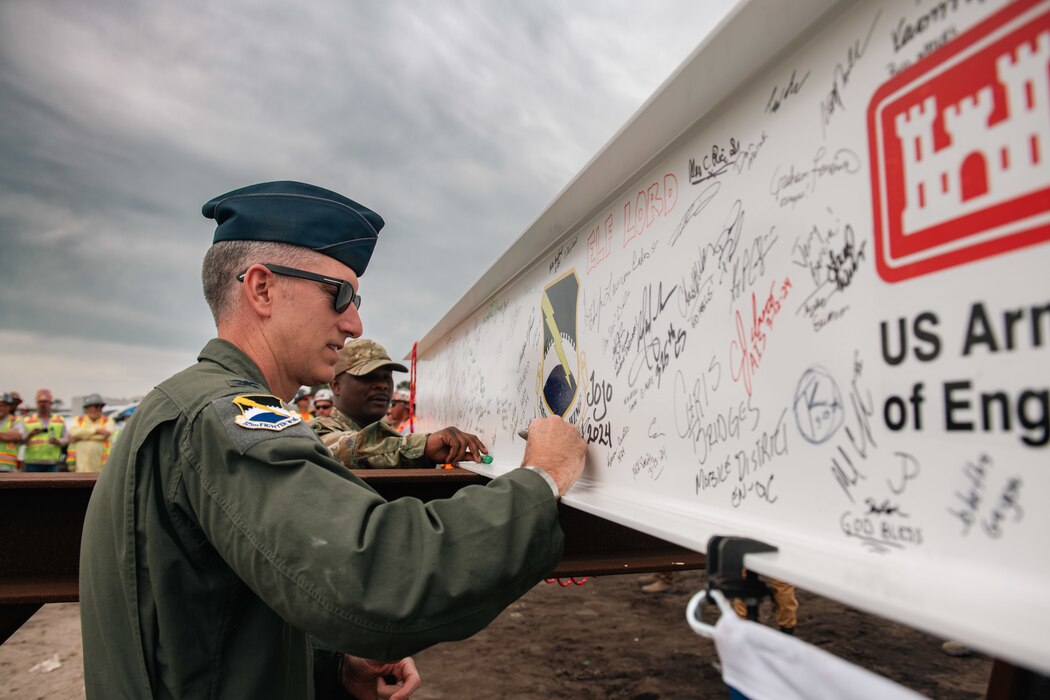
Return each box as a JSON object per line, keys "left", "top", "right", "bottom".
{"left": 685, "top": 588, "right": 733, "bottom": 639}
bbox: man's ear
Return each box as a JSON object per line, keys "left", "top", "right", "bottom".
{"left": 241, "top": 264, "right": 275, "bottom": 319}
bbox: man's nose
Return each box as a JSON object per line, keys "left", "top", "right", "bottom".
{"left": 339, "top": 305, "right": 363, "bottom": 339}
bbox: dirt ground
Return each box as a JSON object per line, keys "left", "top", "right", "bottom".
{"left": 0, "top": 570, "right": 992, "bottom": 699}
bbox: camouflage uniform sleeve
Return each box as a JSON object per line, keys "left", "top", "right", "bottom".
{"left": 326, "top": 421, "right": 432, "bottom": 469}
{"left": 308, "top": 416, "right": 341, "bottom": 442}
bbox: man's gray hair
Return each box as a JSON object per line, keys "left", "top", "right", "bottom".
{"left": 201, "top": 241, "right": 316, "bottom": 324}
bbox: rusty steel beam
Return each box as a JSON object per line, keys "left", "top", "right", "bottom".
{"left": 0, "top": 473, "right": 92, "bottom": 644}
{"left": 0, "top": 470, "right": 703, "bottom": 644}
{"left": 1, "top": 471, "right": 1030, "bottom": 699}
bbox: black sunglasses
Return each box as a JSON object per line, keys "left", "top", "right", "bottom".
{"left": 237, "top": 263, "right": 362, "bottom": 313}
{"left": 314, "top": 403, "right": 334, "bottom": 410}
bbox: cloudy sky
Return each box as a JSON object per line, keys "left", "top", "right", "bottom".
{"left": 1, "top": 0, "right": 735, "bottom": 405}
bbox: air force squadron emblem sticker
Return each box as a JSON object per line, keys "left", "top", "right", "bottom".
{"left": 539, "top": 270, "right": 581, "bottom": 419}
{"left": 231, "top": 394, "right": 302, "bottom": 431}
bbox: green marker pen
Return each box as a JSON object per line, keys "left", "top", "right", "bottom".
{"left": 481, "top": 454, "right": 494, "bottom": 464}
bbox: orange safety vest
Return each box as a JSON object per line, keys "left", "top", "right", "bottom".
{"left": 66, "top": 415, "right": 113, "bottom": 468}
{"left": 0, "top": 414, "right": 20, "bottom": 469}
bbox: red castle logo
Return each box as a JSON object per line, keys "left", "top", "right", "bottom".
{"left": 868, "top": 0, "right": 1050, "bottom": 282}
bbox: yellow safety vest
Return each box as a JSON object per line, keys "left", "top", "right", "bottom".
{"left": 66, "top": 415, "right": 114, "bottom": 469}
{"left": 22, "top": 413, "right": 65, "bottom": 465}
{"left": 0, "top": 415, "right": 20, "bottom": 469}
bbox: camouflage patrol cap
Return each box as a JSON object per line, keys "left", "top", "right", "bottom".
{"left": 333, "top": 339, "right": 408, "bottom": 377}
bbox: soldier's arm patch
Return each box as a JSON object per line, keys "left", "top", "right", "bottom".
{"left": 229, "top": 394, "right": 300, "bottom": 431}
{"left": 212, "top": 394, "right": 317, "bottom": 454}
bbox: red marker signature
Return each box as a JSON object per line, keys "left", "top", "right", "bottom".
{"left": 730, "top": 277, "right": 792, "bottom": 396}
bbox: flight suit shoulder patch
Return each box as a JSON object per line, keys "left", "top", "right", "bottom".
{"left": 212, "top": 394, "right": 316, "bottom": 454}
{"left": 229, "top": 394, "right": 301, "bottom": 431}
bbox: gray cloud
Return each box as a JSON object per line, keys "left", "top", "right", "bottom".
{"left": 0, "top": 0, "right": 733, "bottom": 400}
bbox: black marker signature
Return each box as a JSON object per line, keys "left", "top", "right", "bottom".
{"left": 820, "top": 9, "right": 881, "bottom": 136}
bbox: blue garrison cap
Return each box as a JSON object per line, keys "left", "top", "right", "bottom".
{"left": 202, "top": 181, "right": 384, "bottom": 276}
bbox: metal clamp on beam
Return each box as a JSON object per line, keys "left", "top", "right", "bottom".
{"left": 685, "top": 535, "right": 779, "bottom": 638}
{"left": 705, "top": 535, "right": 778, "bottom": 621}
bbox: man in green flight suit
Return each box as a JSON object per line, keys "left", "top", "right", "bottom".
{"left": 79, "top": 181, "right": 587, "bottom": 700}
{"left": 310, "top": 338, "right": 477, "bottom": 468}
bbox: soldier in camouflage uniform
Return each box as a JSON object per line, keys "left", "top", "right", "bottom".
{"left": 310, "top": 339, "right": 480, "bottom": 468}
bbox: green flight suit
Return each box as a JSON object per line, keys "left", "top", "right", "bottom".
{"left": 309, "top": 410, "right": 430, "bottom": 468}
{"left": 80, "top": 339, "right": 562, "bottom": 699}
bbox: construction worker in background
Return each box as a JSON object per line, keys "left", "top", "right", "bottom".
{"left": 22, "top": 389, "right": 66, "bottom": 472}
{"left": 0, "top": 393, "right": 24, "bottom": 471}
{"left": 292, "top": 387, "right": 314, "bottom": 421}
{"left": 637, "top": 571, "right": 676, "bottom": 594}
{"left": 310, "top": 339, "right": 479, "bottom": 468}
{"left": 8, "top": 391, "right": 27, "bottom": 468}
{"left": 66, "top": 394, "right": 115, "bottom": 473}
{"left": 312, "top": 388, "right": 335, "bottom": 418}
{"left": 733, "top": 576, "right": 799, "bottom": 636}
{"left": 385, "top": 388, "right": 412, "bottom": 434}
